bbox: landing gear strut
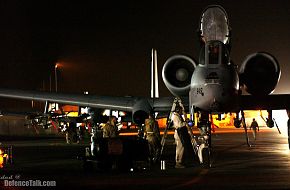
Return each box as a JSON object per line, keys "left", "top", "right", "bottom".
{"left": 195, "top": 111, "right": 212, "bottom": 168}
{"left": 241, "top": 110, "right": 251, "bottom": 147}
{"left": 234, "top": 110, "right": 251, "bottom": 147}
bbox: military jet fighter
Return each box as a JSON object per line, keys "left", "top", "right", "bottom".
{"left": 0, "top": 5, "right": 289, "bottom": 167}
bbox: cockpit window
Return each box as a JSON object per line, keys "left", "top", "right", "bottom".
{"left": 208, "top": 44, "right": 220, "bottom": 64}
{"left": 199, "top": 41, "right": 230, "bottom": 65}
{"left": 200, "top": 6, "right": 230, "bottom": 44}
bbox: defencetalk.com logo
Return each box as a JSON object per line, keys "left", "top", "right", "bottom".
{"left": 4, "top": 179, "right": 56, "bottom": 187}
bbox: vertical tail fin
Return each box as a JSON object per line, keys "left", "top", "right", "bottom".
{"left": 151, "top": 48, "right": 159, "bottom": 98}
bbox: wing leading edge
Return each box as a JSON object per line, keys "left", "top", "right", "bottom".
{"left": 0, "top": 88, "right": 134, "bottom": 111}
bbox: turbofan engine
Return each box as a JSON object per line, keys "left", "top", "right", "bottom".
{"left": 132, "top": 99, "right": 152, "bottom": 125}
{"left": 162, "top": 55, "right": 196, "bottom": 96}
{"left": 239, "top": 52, "right": 280, "bottom": 96}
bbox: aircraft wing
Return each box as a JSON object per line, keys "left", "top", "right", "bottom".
{"left": 0, "top": 89, "right": 135, "bottom": 111}
{"left": 0, "top": 88, "right": 187, "bottom": 123}
{"left": 2, "top": 88, "right": 289, "bottom": 113}
{"left": 240, "top": 94, "right": 290, "bottom": 110}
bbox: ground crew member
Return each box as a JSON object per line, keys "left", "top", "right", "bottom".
{"left": 171, "top": 105, "right": 192, "bottom": 168}
{"left": 101, "top": 116, "right": 120, "bottom": 170}
{"left": 250, "top": 118, "right": 259, "bottom": 140}
{"left": 144, "top": 113, "right": 161, "bottom": 164}
{"left": 65, "top": 122, "right": 78, "bottom": 144}
{"left": 102, "top": 116, "right": 118, "bottom": 138}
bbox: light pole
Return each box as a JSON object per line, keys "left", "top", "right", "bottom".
{"left": 54, "top": 63, "right": 59, "bottom": 112}
{"left": 55, "top": 63, "right": 58, "bottom": 92}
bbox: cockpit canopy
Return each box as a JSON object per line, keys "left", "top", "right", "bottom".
{"left": 199, "top": 5, "right": 230, "bottom": 45}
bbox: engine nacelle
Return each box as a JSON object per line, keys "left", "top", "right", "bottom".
{"left": 162, "top": 55, "right": 196, "bottom": 96}
{"left": 239, "top": 52, "right": 280, "bottom": 96}
{"left": 132, "top": 99, "right": 152, "bottom": 125}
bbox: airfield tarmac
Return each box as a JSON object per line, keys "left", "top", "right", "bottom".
{"left": 1, "top": 128, "right": 290, "bottom": 190}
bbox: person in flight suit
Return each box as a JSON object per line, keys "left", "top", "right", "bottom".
{"left": 171, "top": 105, "right": 192, "bottom": 168}
{"left": 250, "top": 118, "right": 259, "bottom": 140}
{"left": 144, "top": 113, "right": 161, "bottom": 164}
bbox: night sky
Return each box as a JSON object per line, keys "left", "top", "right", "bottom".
{"left": 0, "top": 0, "right": 289, "bottom": 101}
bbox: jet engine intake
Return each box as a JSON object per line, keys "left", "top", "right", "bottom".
{"left": 162, "top": 55, "right": 196, "bottom": 96}
{"left": 132, "top": 99, "right": 152, "bottom": 125}
{"left": 239, "top": 52, "right": 280, "bottom": 96}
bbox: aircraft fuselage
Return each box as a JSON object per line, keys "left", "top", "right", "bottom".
{"left": 189, "top": 41, "right": 239, "bottom": 112}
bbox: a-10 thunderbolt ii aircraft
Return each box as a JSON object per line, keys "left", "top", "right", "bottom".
{"left": 0, "top": 5, "right": 288, "bottom": 167}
